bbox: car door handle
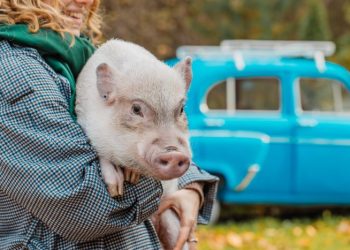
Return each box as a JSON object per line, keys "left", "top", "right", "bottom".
{"left": 235, "top": 164, "right": 260, "bottom": 192}
{"left": 297, "top": 118, "right": 318, "bottom": 128}
{"left": 204, "top": 118, "right": 225, "bottom": 127}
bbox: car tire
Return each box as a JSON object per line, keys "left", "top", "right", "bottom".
{"left": 209, "top": 199, "right": 221, "bottom": 224}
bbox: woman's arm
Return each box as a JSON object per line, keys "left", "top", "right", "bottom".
{"left": 0, "top": 52, "right": 162, "bottom": 242}
{"left": 178, "top": 163, "right": 219, "bottom": 224}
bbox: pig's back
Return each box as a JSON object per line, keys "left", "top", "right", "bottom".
{"left": 104, "top": 39, "right": 157, "bottom": 60}
{"left": 77, "top": 39, "right": 161, "bottom": 89}
{"left": 94, "top": 39, "right": 158, "bottom": 71}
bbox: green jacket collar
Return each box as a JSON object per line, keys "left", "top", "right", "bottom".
{"left": 0, "top": 24, "right": 96, "bottom": 119}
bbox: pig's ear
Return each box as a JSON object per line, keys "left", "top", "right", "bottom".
{"left": 96, "top": 63, "right": 116, "bottom": 105}
{"left": 174, "top": 56, "right": 192, "bottom": 91}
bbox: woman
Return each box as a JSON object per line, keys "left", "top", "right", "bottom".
{"left": 0, "top": 0, "right": 218, "bottom": 249}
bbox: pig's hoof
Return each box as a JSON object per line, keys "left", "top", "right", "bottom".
{"left": 129, "top": 172, "right": 140, "bottom": 184}
{"left": 108, "top": 184, "right": 123, "bottom": 197}
{"left": 124, "top": 168, "right": 140, "bottom": 184}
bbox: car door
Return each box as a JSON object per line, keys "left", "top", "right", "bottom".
{"left": 294, "top": 77, "right": 350, "bottom": 198}
{"left": 190, "top": 73, "right": 295, "bottom": 199}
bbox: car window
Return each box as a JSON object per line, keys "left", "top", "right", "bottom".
{"left": 206, "top": 80, "right": 227, "bottom": 110}
{"left": 206, "top": 77, "right": 280, "bottom": 112}
{"left": 299, "top": 78, "right": 350, "bottom": 113}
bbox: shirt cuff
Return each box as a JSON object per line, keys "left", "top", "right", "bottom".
{"left": 178, "top": 163, "right": 219, "bottom": 224}
{"left": 183, "top": 182, "right": 205, "bottom": 208}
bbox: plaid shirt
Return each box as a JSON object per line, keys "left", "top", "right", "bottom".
{"left": 0, "top": 40, "right": 218, "bottom": 250}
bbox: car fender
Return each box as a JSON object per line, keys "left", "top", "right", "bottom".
{"left": 190, "top": 130, "right": 270, "bottom": 191}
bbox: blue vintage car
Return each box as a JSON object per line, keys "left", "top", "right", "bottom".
{"left": 168, "top": 40, "right": 350, "bottom": 212}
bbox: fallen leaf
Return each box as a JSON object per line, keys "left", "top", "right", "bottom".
{"left": 292, "top": 226, "right": 303, "bottom": 236}
{"left": 306, "top": 225, "right": 317, "bottom": 237}
{"left": 265, "top": 228, "right": 277, "bottom": 237}
{"left": 242, "top": 231, "right": 255, "bottom": 242}
{"left": 297, "top": 237, "right": 311, "bottom": 247}
{"left": 226, "top": 233, "right": 243, "bottom": 248}
{"left": 337, "top": 220, "right": 350, "bottom": 235}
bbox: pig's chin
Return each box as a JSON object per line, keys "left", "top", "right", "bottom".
{"left": 149, "top": 170, "right": 187, "bottom": 181}
{"left": 138, "top": 164, "right": 189, "bottom": 180}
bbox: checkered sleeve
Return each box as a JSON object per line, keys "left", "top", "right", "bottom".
{"left": 0, "top": 52, "right": 163, "bottom": 242}
{"left": 178, "top": 162, "right": 219, "bottom": 224}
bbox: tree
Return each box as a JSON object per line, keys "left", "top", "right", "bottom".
{"left": 100, "top": 0, "right": 350, "bottom": 69}
{"left": 298, "top": 0, "right": 332, "bottom": 41}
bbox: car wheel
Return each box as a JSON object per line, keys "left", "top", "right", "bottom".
{"left": 209, "top": 199, "right": 221, "bottom": 224}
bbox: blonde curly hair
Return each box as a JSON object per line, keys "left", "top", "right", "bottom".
{"left": 0, "top": 0, "right": 103, "bottom": 44}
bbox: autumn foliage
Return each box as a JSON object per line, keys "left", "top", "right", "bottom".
{"left": 101, "top": 0, "right": 350, "bottom": 69}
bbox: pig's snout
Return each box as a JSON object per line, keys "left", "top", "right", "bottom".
{"left": 153, "top": 152, "right": 190, "bottom": 180}
{"left": 156, "top": 152, "right": 189, "bottom": 168}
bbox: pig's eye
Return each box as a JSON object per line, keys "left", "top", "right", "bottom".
{"left": 180, "top": 105, "right": 184, "bottom": 115}
{"left": 132, "top": 104, "right": 143, "bottom": 117}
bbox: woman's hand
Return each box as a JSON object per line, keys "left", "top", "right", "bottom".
{"left": 155, "top": 188, "right": 202, "bottom": 250}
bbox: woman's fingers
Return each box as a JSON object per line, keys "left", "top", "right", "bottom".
{"left": 175, "top": 203, "right": 197, "bottom": 250}
{"left": 188, "top": 224, "right": 198, "bottom": 250}
{"left": 157, "top": 196, "right": 177, "bottom": 215}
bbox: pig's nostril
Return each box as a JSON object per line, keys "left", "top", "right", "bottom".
{"left": 155, "top": 153, "right": 190, "bottom": 172}
{"left": 160, "top": 159, "right": 168, "bottom": 165}
{"left": 165, "top": 146, "right": 177, "bottom": 152}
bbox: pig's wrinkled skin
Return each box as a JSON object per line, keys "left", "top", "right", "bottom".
{"left": 75, "top": 39, "right": 193, "bottom": 250}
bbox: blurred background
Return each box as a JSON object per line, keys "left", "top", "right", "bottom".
{"left": 101, "top": 0, "right": 350, "bottom": 69}
{"left": 100, "top": 1, "right": 350, "bottom": 249}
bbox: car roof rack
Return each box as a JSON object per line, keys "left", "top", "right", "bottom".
{"left": 176, "top": 40, "right": 336, "bottom": 72}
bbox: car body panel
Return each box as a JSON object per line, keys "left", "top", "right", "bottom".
{"left": 167, "top": 56, "right": 350, "bottom": 205}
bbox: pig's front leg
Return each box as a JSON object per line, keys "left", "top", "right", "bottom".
{"left": 100, "top": 157, "right": 124, "bottom": 197}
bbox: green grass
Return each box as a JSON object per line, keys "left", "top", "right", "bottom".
{"left": 197, "top": 212, "right": 350, "bottom": 250}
